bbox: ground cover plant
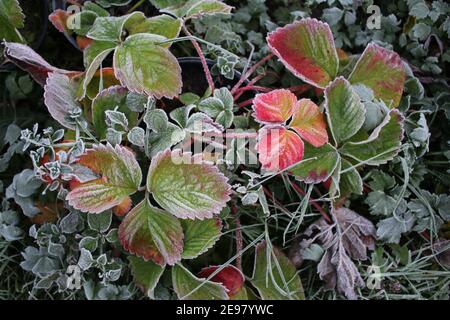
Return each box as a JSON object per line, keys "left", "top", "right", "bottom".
{"left": 0, "top": 0, "right": 449, "bottom": 300}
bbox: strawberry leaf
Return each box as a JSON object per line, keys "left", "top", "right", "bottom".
{"left": 66, "top": 143, "right": 142, "bottom": 213}
{"left": 348, "top": 43, "right": 405, "bottom": 108}
{"left": 290, "top": 143, "right": 340, "bottom": 184}
{"left": 92, "top": 86, "right": 138, "bottom": 139}
{"left": 181, "top": 218, "right": 222, "bottom": 259}
{"left": 267, "top": 18, "right": 339, "bottom": 88}
{"left": 251, "top": 241, "right": 305, "bottom": 300}
{"left": 172, "top": 263, "right": 229, "bottom": 300}
{"left": 0, "top": 0, "right": 24, "bottom": 42}
{"left": 87, "top": 12, "right": 145, "bottom": 42}
{"left": 128, "top": 256, "right": 165, "bottom": 299}
{"left": 339, "top": 159, "right": 363, "bottom": 197}
{"left": 127, "top": 15, "right": 182, "bottom": 43}
{"left": 198, "top": 265, "right": 245, "bottom": 298}
{"left": 258, "top": 127, "right": 304, "bottom": 172}
{"left": 43, "top": 72, "right": 82, "bottom": 130}
{"left": 324, "top": 77, "right": 365, "bottom": 145}
{"left": 161, "top": 0, "right": 233, "bottom": 19}
{"left": 147, "top": 149, "right": 231, "bottom": 220}
{"left": 118, "top": 199, "right": 183, "bottom": 266}
{"left": 290, "top": 98, "right": 328, "bottom": 147}
{"left": 252, "top": 89, "right": 297, "bottom": 124}
{"left": 340, "top": 110, "right": 404, "bottom": 166}
{"left": 114, "top": 34, "right": 182, "bottom": 99}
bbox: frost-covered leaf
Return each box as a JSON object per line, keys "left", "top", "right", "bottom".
{"left": 66, "top": 144, "right": 142, "bottom": 213}
{"left": 3, "top": 42, "right": 77, "bottom": 85}
{"left": 290, "top": 143, "right": 340, "bottom": 184}
{"left": 338, "top": 159, "right": 363, "bottom": 197}
{"left": 87, "top": 211, "right": 112, "bottom": 233}
{"left": 340, "top": 110, "right": 404, "bottom": 166}
{"left": 146, "top": 149, "right": 231, "bottom": 220}
{"left": 83, "top": 40, "right": 117, "bottom": 68}
{"left": 172, "top": 263, "right": 229, "bottom": 300}
{"left": 251, "top": 241, "right": 304, "bottom": 300}
{"left": 162, "top": 0, "right": 233, "bottom": 19}
{"left": 267, "top": 18, "right": 339, "bottom": 88}
{"left": 252, "top": 89, "right": 296, "bottom": 124}
{"left": 198, "top": 88, "right": 234, "bottom": 128}
{"left": 127, "top": 15, "right": 181, "bottom": 42}
{"left": 114, "top": 33, "right": 182, "bottom": 99}
{"left": 118, "top": 199, "right": 183, "bottom": 266}
{"left": 376, "top": 211, "right": 415, "bottom": 244}
{"left": 128, "top": 255, "right": 165, "bottom": 299}
{"left": 92, "top": 86, "right": 138, "bottom": 138}
{"left": 43, "top": 73, "right": 83, "bottom": 130}
{"left": 349, "top": 43, "right": 405, "bottom": 108}
{"left": 181, "top": 218, "right": 222, "bottom": 259}
{"left": 290, "top": 98, "right": 328, "bottom": 147}
{"left": 127, "top": 127, "right": 145, "bottom": 147}
{"left": 87, "top": 12, "right": 145, "bottom": 42}
{"left": 198, "top": 265, "right": 245, "bottom": 298}
{"left": 258, "top": 127, "right": 304, "bottom": 172}
{"left": 299, "top": 207, "right": 376, "bottom": 299}
{"left": 365, "top": 191, "right": 397, "bottom": 216}
{"left": 324, "top": 77, "right": 365, "bottom": 144}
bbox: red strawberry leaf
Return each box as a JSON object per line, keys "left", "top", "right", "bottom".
{"left": 197, "top": 265, "right": 245, "bottom": 298}
{"left": 290, "top": 98, "right": 328, "bottom": 147}
{"left": 252, "top": 89, "right": 297, "bottom": 124}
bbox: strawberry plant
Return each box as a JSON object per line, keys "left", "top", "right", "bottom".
{"left": 0, "top": 0, "right": 449, "bottom": 301}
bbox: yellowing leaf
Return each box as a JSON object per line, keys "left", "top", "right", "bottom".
{"left": 66, "top": 144, "right": 142, "bottom": 213}
{"left": 348, "top": 43, "right": 406, "bottom": 108}
{"left": 147, "top": 149, "right": 231, "bottom": 220}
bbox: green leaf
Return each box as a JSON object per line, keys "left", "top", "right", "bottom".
{"left": 251, "top": 241, "right": 305, "bottom": 300}
{"left": 128, "top": 256, "right": 165, "bottom": 299}
{"left": 118, "top": 199, "right": 184, "bottom": 266}
{"left": 66, "top": 143, "right": 142, "bottom": 213}
{"left": 114, "top": 33, "right": 182, "bottom": 99}
{"left": 339, "top": 159, "right": 363, "bottom": 197}
{"left": 0, "top": 0, "right": 25, "bottom": 42}
{"left": 67, "top": 10, "right": 99, "bottom": 36}
{"left": 87, "top": 211, "right": 112, "bottom": 233}
{"left": 267, "top": 18, "right": 339, "bottom": 88}
{"left": 181, "top": 218, "right": 222, "bottom": 259}
{"left": 290, "top": 143, "right": 340, "bottom": 184}
{"left": 198, "top": 88, "right": 234, "bottom": 128}
{"left": 147, "top": 149, "right": 231, "bottom": 220}
{"left": 161, "top": 0, "right": 233, "bottom": 19}
{"left": 339, "top": 110, "right": 404, "bottom": 166}
{"left": 127, "top": 15, "right": 182, "bottom": 44}
{"left": 324, "top": 77, "right": 365, "bottom": 145}
{"left": 348, "top": 43, "right": 405, "bottom": 108}
{"left": 172, "top": 263, "right": 229, "bottom": 300}
{"left": 92, "top": 86, "right": 138, "bottom": 139}
{"left": 83, "top": 40, "right": 117, "bottom": 68}
{"left": 87, "top": 12, "right": 145, "bottom": 42}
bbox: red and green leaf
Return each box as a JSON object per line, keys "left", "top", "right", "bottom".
{"left": 198, "top": 265, "right": 245, "bottom": 298}
{"left": 267, "top": 18, "right": 339, "bottom": 88}
{"left": 290, "top": 98, "right": 328, "bottom": 147}
{"left": 251, "top": 241, "right": 305, "bottom": 300}
{"left": 147, "top": 149, "right": 231, "bottom": 220}
{"left": 119, "top": 199, "right": 183, "bottom": 266}
{"left": 348, "top": 43, "right": 405, "bottom": 108}
{"left": 252, "top": 89, "right": 297, "bottom": 124}
{"left": 172, "top": 263, "right": 229, "bottom": 300}
{"left": 290, "top": 143, "right": 340, "bottom": 184}
{"left": 324, "top": 77, "right": 365, "bottom": 144}
{"left": 49, "top": 9, "right": 71, "bottom": 34}
{"left": 66, "top": 143, "right": 142, "bottom": 213}
{"left": 258, "top": 127, "right": 304, "bottom": 172}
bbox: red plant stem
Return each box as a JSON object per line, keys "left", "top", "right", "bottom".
{"left": 182, "top": 25, "right": 215, "bottom": 92}
{"left": 233, "top": 73, "right": 266, "bottom": 101}
{"left": 231, "top": 54, "right": 274, "bottom": 95}
{"left": 289, "top": 180, "right": 333, "bottom": 224}
{"left": 231, "top": 205, "right": 243, "bottom": 271}
{"left": 233, "top": 85, "right": 272, "bottom": 95}
{"left": 237, "top": 98, "right": 254, "bottom": 109}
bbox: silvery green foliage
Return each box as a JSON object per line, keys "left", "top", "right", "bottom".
{"left": 126, "top": 92, "right": 148, "bottom": 112}
{"left": 105, "top": 109, "right": 129, "bottom": 129}
{"left": 0, "top": 199, "right": 24, "bottom": 241}
{"left": 83, "top": 280, "right": 134, "bottom": 300}
{"left": 6, "top": 169, "right": 41, "bottom": 217}
{"left": 127, "top": 127, "right": 145, "bottom": 147}
{"left": 106, "top": 127, "right": 123, "bottom": 146}
{"left": 211, "top": 55, "right": 239, "bottom": 79}
{"left": 0, "top": 124, "right": 25, "bottom": 173}
{"left": 198, "top": 87, "right": 234, "bottom": 128}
